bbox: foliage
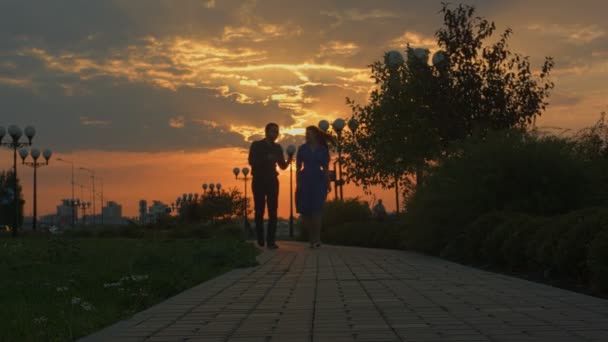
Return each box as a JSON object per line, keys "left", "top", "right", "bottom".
{"left": 588, "top": 227, "right": 608, "bottom": 293}
{"left": 0, "top": 169, "right": 24, "bottom": 230}
{"left": 179, "top": 188, "right": 246, "bottom": 224}
{"left": 403, "top": 130, "right": 586, "bottom": 254}
{"left": 321, "top": 220, "right": 404, "bottom": 249}
{"left": 342, "top": 3, "right": 554, "bottom": 196}
{"left": 571, "top": 112, "right": 608, "bottom": 160}
{"left": 432, "top": 207, "right": 608, "bottom": 295}
{"left": 322, "top": 198, "right": 372, "bottom": 227}
{"left": 298, "top": 198, "right": 372, "bottom": 241}
{"left": 0, "top": 236, "right": 259, "bottom": 341}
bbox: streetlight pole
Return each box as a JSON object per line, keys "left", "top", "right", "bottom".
{"left": 318, "top": 119, "right": 358, "bottom": 202}
{"left": 56, "top": 157, "right": 76, "bottom": 228}
{"left": 80, "top": 167, "right": 95, "bottom": 225}
{"left": 232, "top": 167, "right": 250, "bottom": 234}
{"left": 286, "top": 145, "right": 296, "bottom": 237}
{"left": 79, "top": 200, "right": 90, "bottom": 225}
{"left": 0, "top": 125, "right": 35, "bottom": 237}
{"left": 98, "top": 177, "right": 104, "bottom": 225}
{"left": 19, "top": 148, "right": 52, "bottom": 230}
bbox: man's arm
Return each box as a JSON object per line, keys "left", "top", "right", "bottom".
{"left": 248, "top": 141, "right": 259, "bottom": 167}
{"left": 276, "top": 145, "right": 291, "bottom": 170}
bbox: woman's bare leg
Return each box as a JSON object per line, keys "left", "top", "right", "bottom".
{"left": 302, "top": 216, "right": 313, "bottom": 246}
{"left": 312, "top": 214, "right": 322, "bottom": 245}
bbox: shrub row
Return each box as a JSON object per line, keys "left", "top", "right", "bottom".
{"left": 434, "top": 207, "right": 608, "bottom": 293}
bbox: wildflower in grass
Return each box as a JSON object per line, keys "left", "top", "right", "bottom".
{"left": 56, "top": 286, "right": 68, "bottom": 292}
{"left": 71, "top": 297, "right": 81, "bottom": 305}
{"left": 103, "top": 281, "right": 122, "bottom": 288}
{"left": 120, "top": 274, "right": 149, "bottom": 282}
{"left": 33, "top": 316, "right": 48, "bottom": 324}
{"left": 81, "top": 302, "right": 95, "bottom": 311}
{"left": 131, "top": 274, "right": 149, "bottom": 281}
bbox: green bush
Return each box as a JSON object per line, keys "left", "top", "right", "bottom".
{"left": 299, "top": 197, "right": 372, "bottom": 242}
{"left": 322, "top": 220, "right": 403, "bottom": 249}
{"left": 588, "top": 228, "right": 608, "bottom": 293}
{"left": 323, "top": 198, "right": 372, "bottom": 227}
{"left": 481, "top": 213, "right": 539, "bottom": 270}
{"left": 440, "top": 211, "right": 512, "bottom": 263}
{"left": 404, "top": 129, "right": 587, "bottom": 255}
{"left": 554, "top": 208, "right": 608, "bottom": 280}
{"left": 500, "top": 215, "right": 547, "bottom": 271}
{"left": 525, "top": 209, "right": 599, "bottom": 274}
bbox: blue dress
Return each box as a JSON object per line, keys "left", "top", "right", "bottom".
{"left": 296, "top": 143, "right": 329, "bottom": 215}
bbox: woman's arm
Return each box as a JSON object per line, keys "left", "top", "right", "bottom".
{"left": 322, "top": 147, "right": 331, "bottom": 192}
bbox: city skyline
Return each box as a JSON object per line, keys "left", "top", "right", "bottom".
{"left": 1, "top": 0, "right": 606, "bottom": 218}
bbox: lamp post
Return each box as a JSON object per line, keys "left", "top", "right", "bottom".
{"left": 232, "top": 167, "right": 250, "bottom": 233}
{"left": 80, "top": 167, "right": 95, "bottom": 225}
{"left": 56, "top": 157, "right": 76, "bottom": 228}
{"left": 78, "top": 200, "right": 91, "bottom": 225}
{"left": 0, "top": 125, "right": 35, "bottom": 236}
{"left": 318, "top": 118, "right": 358, "bottom": 201}
{"left": 19, "top": 148, "right": 52, "bottom": 230}
{"left": 286, "top": 145, "right": 296, "bottom": 237}
{"left": 98, "top": 177, "right": 104, "bottom": 225}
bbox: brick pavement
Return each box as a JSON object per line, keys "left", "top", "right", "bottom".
{"left": 81, "top": 241, "right": 608, "bottom": 342}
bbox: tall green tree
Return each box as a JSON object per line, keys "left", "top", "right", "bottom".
{"left": 0, "top": 170, "right": 24, "bottom": 231}
{"left": 342, "top": 3, "right": 554, "bottom": 194}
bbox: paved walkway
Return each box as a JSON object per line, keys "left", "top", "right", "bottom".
{"left": 82, "top": 241, "right": 608, "bottom": 342}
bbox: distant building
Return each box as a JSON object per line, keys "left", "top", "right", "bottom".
{"left": 101, "top": 201, "right": 124, "bottom": 225}
{"left": 39, "top": 214, "right": 58, "bottom": 227}
{"left": 139, "top": 200, "right": 147, "bottom": 223}
{"left": 56, "top": 199, "right": 76, "bottom": 227}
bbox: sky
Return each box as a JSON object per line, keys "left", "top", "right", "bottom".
{"left": 1, "top": 0, "right": 607, "bottom": 220}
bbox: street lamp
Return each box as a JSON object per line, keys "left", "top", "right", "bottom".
{"left": 318, "top": 118, "right": 358, "bottom": 201}
{"left": 232, "top": 167, "right": 250, "bottom": 233}
{"left": 97, "top": 177, "right": 104, "bottom": 225}
{"left": 286, "top": 145, "right": 296, "bottom": 237}
{"left": 56, "top": 157, "right": 76, "bottom": 228}
{"left": 80, "top": 167, "right": 96, "bottom": 225}
{"left": 19, "top": 148, "right": 52, "bottom": 230}
{"left": 78, "top": 200, "right": 91, "bottom": 225}
{"left": 0, "top": 125, "right": 35, "bottom": 236}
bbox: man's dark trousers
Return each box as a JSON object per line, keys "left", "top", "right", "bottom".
{"left": 252, "top": 176, "right": 279, "bottom": 246}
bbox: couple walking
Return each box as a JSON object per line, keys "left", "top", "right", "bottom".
{"left": 248, "top": 123, "right": 334, "bottom": 249}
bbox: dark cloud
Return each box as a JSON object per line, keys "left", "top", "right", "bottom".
{"left": 1, "top": 0, "right": 607, "bottom": 154}
{"left": 0, "top": 73, "right": 294, "bottom": 152}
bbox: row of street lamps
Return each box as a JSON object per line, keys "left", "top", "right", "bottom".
{"left": 1, "top": 124, "right": 104, "bottom": 234}
{"left": 172, "top": 183, "right": 224, "bottom": 212}
{"left": 19, "top": 148, "right": 52, "bottom": 231}
{"left": 0, "top": 125, "right": 45, "bottom": 236}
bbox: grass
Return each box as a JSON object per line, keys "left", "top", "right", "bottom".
{"left": 0, "top": 235, "right": 259, "bottom": 341}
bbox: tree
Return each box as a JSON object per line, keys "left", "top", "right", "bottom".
{"left": 0, "top": 170, "right": 24, "bottom": 232}
{"left": 180, "top": 188, "right": 246, "bottom": 223}
{"left": 343, "top": 3, "right": 554, "bottom": 195}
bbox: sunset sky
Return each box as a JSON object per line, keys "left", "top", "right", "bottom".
{"left": 1, "top": 0, "right": 606, "bottom": 219}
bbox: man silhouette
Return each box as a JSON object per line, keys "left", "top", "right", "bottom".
{"left": 248, "top": 123, "right": 292, "bottom": 249}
